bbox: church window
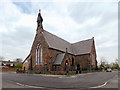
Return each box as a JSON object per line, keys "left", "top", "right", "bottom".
{"left": 36, "top": 44, "right": 42, "bottom": 65}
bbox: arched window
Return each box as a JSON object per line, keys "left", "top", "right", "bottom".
{"left": 36, "top": 44, "right": 42, "bottom": 65}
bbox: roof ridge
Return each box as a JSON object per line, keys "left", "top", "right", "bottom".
{"left": 43, "top": 29, "right": 92, "bottom": 45}
{"left": 71, "top": 38, "right": 92, "bottom": 45}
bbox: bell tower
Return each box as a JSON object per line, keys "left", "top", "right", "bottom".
{"left": 36, "top": 9, "right": 43, "bottom": 33}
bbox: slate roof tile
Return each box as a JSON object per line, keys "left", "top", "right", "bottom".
{"left": 53, "top": 53, "right": 65, "bottom": 65}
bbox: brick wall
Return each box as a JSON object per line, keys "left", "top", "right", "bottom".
{"left": 90, "top": 39, "right": 97, "bottom": 69}
{"left": 1, "top": 68, "right": 17, "bottom": 72}
{"left": 31, "top": 30, "right": 50, "bottom": 73}
{"left": 75, "top": 54, "right": 90, "bottom": 70}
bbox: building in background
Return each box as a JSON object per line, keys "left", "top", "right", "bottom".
{"left": 0, "top": 60, "right": 16, "bottom": 68}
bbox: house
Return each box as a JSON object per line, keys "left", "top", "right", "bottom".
{"left": 22, "top": 10, "right": 97, "bottom": 74}
{"left": 0, "top": 60, "right": 16, "bottom": 68}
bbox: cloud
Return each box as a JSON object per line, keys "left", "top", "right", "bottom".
{"left": 13, "top": 2, "right": 32, "bottom": 14}
{"left": 68, "top": 2, "right": 117, "bottom": 25}
{"left": 0, "top": 1, "right": 36, "bottom": 60}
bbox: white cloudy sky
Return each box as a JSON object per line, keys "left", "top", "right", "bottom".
{"left": 0, "top": 0, "right": 118, "bottom": 64}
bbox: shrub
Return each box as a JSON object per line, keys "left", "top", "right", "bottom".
{"left": 82, "top": 68, "right": 88, "bottom": 71}
{"left": 104, "top": 67, "right": 110, "bottom": 71}
{"left": 15, "top": 64, "right": 23, "bottom": 68}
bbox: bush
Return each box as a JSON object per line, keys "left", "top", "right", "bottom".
{"left": 82, "top": 68, "right": 88, "bottom": 71}
{"left": 15, "top": 64, "right": 23, "bottom": 68}
{"left": 104, "top": 67, "right": 108, "bottom": 71}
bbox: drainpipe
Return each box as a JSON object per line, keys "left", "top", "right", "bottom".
{"left": 90, "top": 54, "right": 92, "bottom": 72}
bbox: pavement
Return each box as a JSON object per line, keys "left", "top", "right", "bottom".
{"left": 2, "top": 71, "right": 119, "bottom": 89}
{"left": 32, "top": 72, "right": 89, "bottom": 78}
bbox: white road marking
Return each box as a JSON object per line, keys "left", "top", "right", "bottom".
{"left": 16, "top": 82, "right": 44, "bottom": 88}
{"left": 25, "top": 85, "right": 44, "bottom": 88}
{"left": 89, "top": 74, "right": 118, "bottom": 88}
{"left": 16, "top": 83, "right": 25, "bottom": 86}
{"left": 89, "top": 81, "right": 108, "bottom": 88}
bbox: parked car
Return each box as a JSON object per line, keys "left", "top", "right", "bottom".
{"left": 106, "top": 68, "right": 112, "bottom": 72}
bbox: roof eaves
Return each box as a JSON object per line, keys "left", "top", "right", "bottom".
{"left": 75, "top": 52, "right": 90, "bottom": 56}
{"left": 22, "top": 54, "right": 31, "bottom": 64}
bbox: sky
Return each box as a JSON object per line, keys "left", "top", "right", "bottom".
{"left": 0, "top": 0, "right": 118, "bottom": 65}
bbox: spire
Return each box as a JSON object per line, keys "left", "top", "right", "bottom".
{"left": 37, "top": 9, "right": 43, "bottom": 29}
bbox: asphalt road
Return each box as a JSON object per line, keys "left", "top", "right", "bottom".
{"left": 2, "top": 71, "right": 118, "bottom": 89}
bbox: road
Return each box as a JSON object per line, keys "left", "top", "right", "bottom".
{"left": 2, "top": 71, "right": 119, "bottom": 89}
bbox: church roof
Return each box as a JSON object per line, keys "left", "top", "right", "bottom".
{"left": 72, "top": 39, "right": 92, "bottom": 55}
{"left": 43, "top": 30, "right": 93, "bottom": 55}
{"left": 53, "top": 53, "right": 65, "bottom": 65}
{"left": 43, "top": 30, "right": 73, "bottom": 54}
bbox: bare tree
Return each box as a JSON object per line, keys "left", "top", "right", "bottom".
{"left": 115, "top": 58, "right": 118, "bottom": 64}
{"left": 100, "top": 57, "right": 108, "bottom": 67}
{"left": 0, "top": 56, "right": 5, "bottom": 61}
{"left": 111, "top": 58, "right": 119, "bottom": 70}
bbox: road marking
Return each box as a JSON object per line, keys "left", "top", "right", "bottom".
{"left": 16, "top": 82, "right": 44, "bottom": 88}
{"left": 89, "top": 81, "right": 108, "bottom": 88}
{"left": 16, "top": 83, "right": 25, "bottom": 86}
{"left": 25, "top": 85, "right": 44, "bottom": 88}
{"left": 89, "top": 74, "right": 118, "bottom": 88}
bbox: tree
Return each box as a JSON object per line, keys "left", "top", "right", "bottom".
{"left": 115, "top": 58, "right": 119, "bottom": 64}
{"left": 0, "top": 56, "right": 5, "bottom": 61}
{"left": 14, "top": 58, "right": 23, "bottom": 69}
{"left": 15, "top": 64, "right": 23, "bottom": 68}
{"left": 100, "top": 57, "right": 108, "bottom": 67}
{"left": 111, "top": 58, "right": 119, "bottom": 70}
{"left": 14, "top": 58, "right": 23, "bottom": 65}
{"left": 99, "top": 57, "right": 111, "bottom": 71}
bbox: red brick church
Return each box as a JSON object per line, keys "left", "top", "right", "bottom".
{"left": 22, "top": 10, "right": 97, "bottom": 74}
